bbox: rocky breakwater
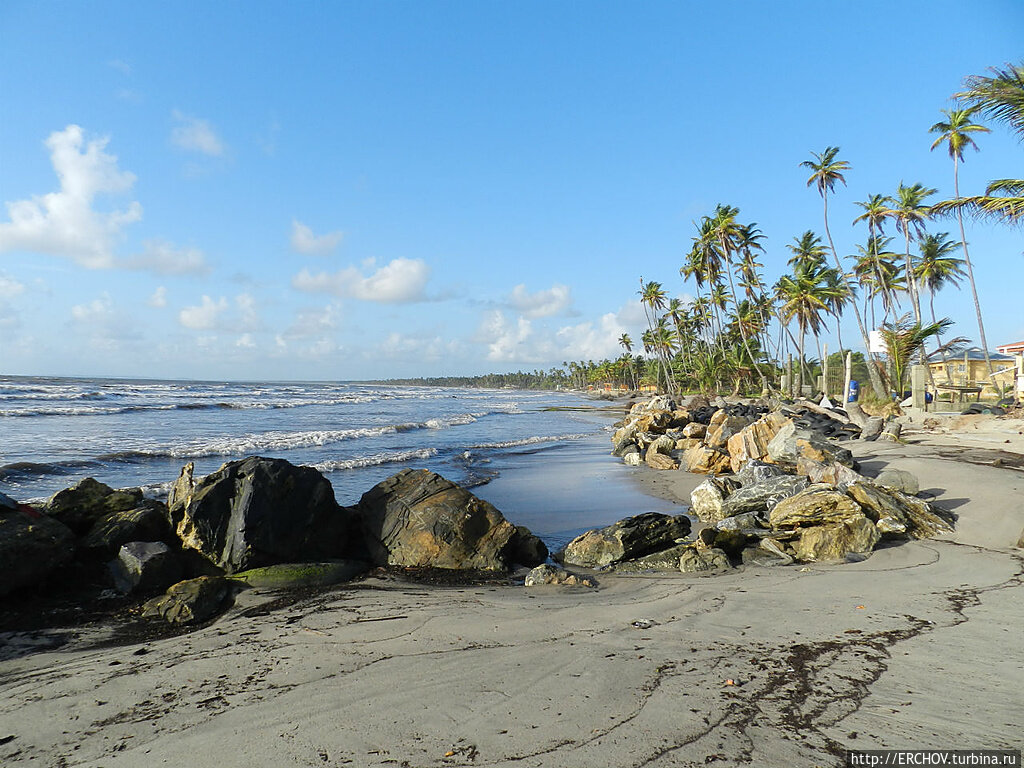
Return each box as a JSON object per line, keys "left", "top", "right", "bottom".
{"left": 608, "top": 395, "right": 955, "bottom": 566}
{"left": 1, "top": 458, "right": 548, "bottom": 628}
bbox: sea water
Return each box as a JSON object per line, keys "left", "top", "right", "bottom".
{"left": 0, "top": 376, "right": 682, "bottom": 544}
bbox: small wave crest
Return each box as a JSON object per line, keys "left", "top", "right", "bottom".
{"left": 310, "top": 447, "right": 438, "bottom": 471}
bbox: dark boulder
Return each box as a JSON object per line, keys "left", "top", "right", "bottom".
{"left": 0, "top": 498, "right": 76, "bottom": 597}
{"left": 46, "top": 478, "right": 144, "bottom": 536}
{"left": 109, "top": 541, "right": 183, "bottom": 595}
{"left": 81, "top": 500, "right": 173, "bottom": 558}
{"left": 175, "top": 456, "right": 354, "bottom": 573}
{"left": 355, "top": 468, "right": 526, "bottom": 570}
{"left": 511, "top": 526, "right": 549, "bottom": 568}
{"left": 721, "top": 474, "right": 809, "bottom": 517}
{"left": 557, "top": 512, "right": 692, "bottom": 568}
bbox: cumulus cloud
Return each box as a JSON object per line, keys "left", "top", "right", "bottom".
{"left": 121, "top": 239, "right": 210, "bottom": 275}
{"left": 148, "top": 286, "right": 167, "bottom": 308}
{"left": 71, "top": 294, "right": 115, "bottom": 324}
{"left": 285, "top": 304, "right": 341, "bottom": 338}
{"left": 506, "top": 283, "right": 572, "bottom": 318}
{"left": 0, "top": 125, "right": 142, "bottom": 268}
{"left": 290, "top": 219, "right": 343, "bottom": 256}
{"left": 292, "top": 258, "right": 430, "bottom": 303}
{"left": 171, "top": 111, "right": 225, "bottom": 156}
{"left": 179, "top": 295, "right": 228, "bottom": 330}
{"left": 477, "top": 310, "right": 551, "bottom": 363}
{"left": 556, "top": 312, "right": 631, "bottom": 361}
{"left": 236, "top": 333, "right": 256, "bottom": 349}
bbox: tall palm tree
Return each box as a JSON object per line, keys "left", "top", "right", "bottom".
{"left": 786, "top": 230, "right": 829, "bottom": 271}
{"left": 775, "top": 261, "right": 833, "bottom": 395}
{"left": 639, "top": 279, "right": 673, "bottom": 393}
{"left": 929, "top": 105, "right": 999, "bottom": 392}
{"left": 852, "top": 236, "right": 904, "bottom": 328}
{"left": 886, "top": 182, "right": 937, "bottom": 323}
{"left": 933, "top": 63, "right": 1024, "bottom": 225}
{"left": 915, "top": 232, "right": 966, "bottom": 383}
{"left": 802, "top": 147, "right": 887, "bottom": 398}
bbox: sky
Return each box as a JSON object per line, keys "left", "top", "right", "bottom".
{"left": 1, "top": 1, "right": 1022, "bottom": 382}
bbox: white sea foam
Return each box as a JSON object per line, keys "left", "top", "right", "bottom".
{"left": 467, "top": 433, "right": 591, "bottom": 450}
{"left": 310, "top": 447, "right": 438, "bottom": 471}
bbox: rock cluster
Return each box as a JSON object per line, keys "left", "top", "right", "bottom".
{"left": 612, "top": 396, "right": 861, "bottom": 476}
{"left": 2, "top": 458, "right": 548, "bottom": 624}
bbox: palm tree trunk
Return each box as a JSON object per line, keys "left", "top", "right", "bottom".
{"left": 823, "top": 193, "right": 888, "bottom": 399}
{"left": 954, "top": 159, "right": 1000, "bottom": 396}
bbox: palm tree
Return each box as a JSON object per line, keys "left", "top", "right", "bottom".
{"left": 933, "top": 63, "right": 1023, "bottom": 225}
{"left": 915, "top": 232, "right": 966, "bottom": 384}
{"left": 802, "top": 147, "right": 887, "bottom": 398}
{"left": 786, "top": 230, "right": 829, "bottom": 271}
{"left": 886, "top": 182, "right": 937, "bottom": 323}
{"left": 775, "top": 261, "right": 833, "bottom": 396}
{"left": 639, "top": 279, "right": 673, "bottom": 393}
{"left": 852, "top": 236, "right": 904, "bottom": 328}
{"left": 879, "top": 314, "right": 964, "bottom": 396}
{"left": 929, "top": 105, "right": 1000, "bottom": 393}
{"left": 618, "top": 333, "right": 633, "bottom": 354}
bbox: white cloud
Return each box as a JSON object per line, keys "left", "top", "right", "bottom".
{"left": 292, "top": 257, "right": 430, "bottom": 303}
{"left": 235, "top": 293, "right": 259, "bottom": 330}
{"left": 285, "top": 304, "right": 341, "bottom": 338}
{"left": 71, "top": 294, "right": 115, "bottom": 324}
{"left": 108, "top": 59, "right": 133, "bottom": 76}
{"left": 290, "top": 219, "right": 342, "bottom": 256}
{"left": 148, "top": 286, "right": 167, "bottom": 308}
{"left": 236, "top": 333, "right": 256, "bottom": 349}
{"left": 556, "top": 312, "right": 630, "bottom": 361}
{"left": 121, "top": 239, "right": 210, "bottom": 275}
{"left": 179, "top": 295, "right": 228, "bottom": 330}
{"left": 0, "top": 125, "right": 142, "bottom": 268}
{"left": 507, "top": 283, "right": 572, "bottom": 318}
{"left": 171, "top": 111, "right": 225, "bottom": 156}
{"left": 477, "top": 310, "right": 550, "bottom": 363}
{"left": 0, "top": 273, "right": 25, "bottom": 301}
{"left": 379, "top": 332, "right": 462, "bottom": 362}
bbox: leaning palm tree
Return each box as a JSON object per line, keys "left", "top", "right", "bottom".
{"left": 639, "top": 279, "right": 672, "bottom": 393}
{"left": 802, "top": 147, "right": 887, "bottom": 398}
{"left": 933, "top": 62, "right": 1024, "bottom": 225}
{"left": 775, "top": 261, "right": 833, "bottom": 396}
{"left": 929, "top": 105, "right": 1001, "bottom": 392}
{"left": 915, "top": 232, "right": 966, "bottom": 385}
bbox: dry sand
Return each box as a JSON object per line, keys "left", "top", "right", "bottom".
{"left": 2, "top": 418, "right": 1023, "bottom": 767}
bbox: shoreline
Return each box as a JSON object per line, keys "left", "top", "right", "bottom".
{"left": 2, "top": 407, "right": 1023, "bottom": 766}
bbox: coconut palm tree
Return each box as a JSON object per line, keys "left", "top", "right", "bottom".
{"left": 852, "top": 236, "right": 904, "bottom": 328}
{"left": 802, "top": 147, "right": 887, "bottom": 398}
{"left": 879, "top": 314, "right": 964, "bottom": 396}
{"left": 915, "top": 232, "right": 966, "bottom": 383}
{"left": 886, "top": 182, "right": 937, "bottom": 323}
{"left": 786, "top": 230, "right": 829, "bottom": 271}
{"left": 775, "top": 261, "right": 833, "bottom": 395}
{"left": 933, "top": 63, "right": 1023, "bottom": 225}
{"left": 928, "top": 105, "right": 1002, "bottom": 393}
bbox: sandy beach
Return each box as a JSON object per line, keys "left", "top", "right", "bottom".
{"left": 2, "top": 415, "right": 1022, "bottom": 767}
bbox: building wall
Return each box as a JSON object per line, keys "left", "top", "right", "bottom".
{"left": 928, "top": 358, "right": 1015, "bottom": 395}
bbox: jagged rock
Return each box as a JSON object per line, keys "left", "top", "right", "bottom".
{"left": 167, "top": 462, "right": 195, "bottom": 530}
{"left": 559, "top": 512, "right": 691, "bottom": 568}
{"left": 674, "top": 437, "right": 703, "bottom": 451}
{"left": 0, "top": 502, "right": 76, "bottom": 597}
{"left": 670, "top": 409, "right": 692, "bottom": 427}
{"left": 142, "top": 576, "right": 231, "bottom": 625}
{"left": 646, "top": 451, "right": 679, "bottom": 470}
{"left": 524, "top": 564, "right": 597, "bottom": 587}
{"left": 844, "top": 481, "right": 954, "bottom": 539}
{"left": 769, "top": 486, "right": 865, "bottom": 529}
{"left": 227, "top": 561, "right": 369, "bottom": 589}
{"left": 766, "top": 423, "right": 857, "bottom": 468}
{"left": 716, "top": 511, "right": 770, "bottom": 534}
{"left": 874, "top": 469, "right": 920, "bottom": 496}
{"left": 860, "top": 417, "right": 885, "bottom": 441}
{"left": 679, "top": 546, "right": 731, "bottom": 573}
{"left": 647, "top": 435, "right": 676, "bottom": 456}
{"left": 690, "top": 478, "right": 733, "bottom": 524}
{"left": 46, "top": 478, "right": 144, "bottom": 536}
{"left": 611, "top": 543, "right": 695, "bottom": 572}
{"left": 636, "top": 410, "right": 673, "bottom": 434}
{"left": 876, "top": 516, "right": 908, "bottom": 535}
{"left": 511, "top": 526, "right": 549, "bottom": 567}
{"left": 109, "top": 541, "right": 183, "bottom": 595}
{"left": 792, "top": 516, "right": 880, "bottom": 562}
{"left": 358, "top": 468, "right": 533, "bottom": 570}
{"left": 721, "top": 474, "right": 809, "bottom": 517}
{"left": 623, "top": 450, "right": 643, "bottom": 466}
{"left": 758, "top": 537, "right": 794, "bottom": 565}
{"left": 681, "top": 422, "right": 707, "bottom": 439}
{"left": 796, "top": 458, "right": 865, "bottom": 486}
{"left": 726, "top": 413, "right": 793, "bottom": 472}
{"left": 683, "top": 445, "right": 732, "bottom": 475}
{"left": 80, "top": 501, "right": 173, "bottom": 558}
{"left": 706, "top": 415, "right": 752, "bottom": 451}
{"left": 735, "top": 459, "right": 785, "bottom": 486}
{"left": 176, "top": 456, "right": 353, "bottom": 573}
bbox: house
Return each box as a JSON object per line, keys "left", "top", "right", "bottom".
{"left": 926, "top": 347, "right": 1016, "bottom": 396}
{"left": 997, "top": 340, "right": 1024, "bottom": 356}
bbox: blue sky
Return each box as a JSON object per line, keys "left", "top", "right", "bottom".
{"left": 1, "top": 1, "right": 1022, "bottom": 381}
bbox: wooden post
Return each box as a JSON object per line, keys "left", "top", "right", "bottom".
{"left": 787, "top": 354, "right": 794, "bottom": 397}
{"left": 843, "top": 351, "right": 852, "bottom": 406}
{"left": 822, "top": 343, "right": 829, "bottom": 401}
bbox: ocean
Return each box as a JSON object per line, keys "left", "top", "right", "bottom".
{"left": 0, "top": 376, "right": 682, "bottom": 547}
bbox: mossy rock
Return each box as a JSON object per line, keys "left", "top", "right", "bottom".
{"left": 226, "top": 560, "right": 369, "bottom": 589}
